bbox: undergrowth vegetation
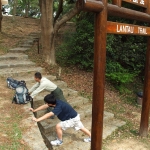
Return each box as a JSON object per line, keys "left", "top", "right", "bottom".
{"left": 56, "top": 12, "right": 146, "bottom": 93}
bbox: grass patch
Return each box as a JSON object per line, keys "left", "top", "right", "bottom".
{"left": 0, "top": 78, "right": 31, "bottom": 150}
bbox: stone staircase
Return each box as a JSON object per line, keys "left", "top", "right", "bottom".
{"left": 0, "top": 33, "right": 126, "bottom": 150}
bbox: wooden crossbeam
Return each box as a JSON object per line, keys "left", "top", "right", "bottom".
{"left": 77, "top": 0, "right": 150, "bottom": 22}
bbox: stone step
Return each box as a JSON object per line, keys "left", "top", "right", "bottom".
{"left": 18, "top": 43, "right": 33, "bottom": 48}
{"left": 62, "top": 88, "right": 78, "bottom": 98}
{"left": 33, "top": 96, "right": 87, "bottom": 112}
{"left": 18, "top": 39, "right": 34, "bottom": 45}
{"left": 9, "top": 47, "right": 30, "bottom": 53}
{"left": 48, "top": 117, "right": 126, "bottom": 150}
{"left": 0, "top": 53, "right": 28, "bottom": 60}
{"left": 29, "top": 32, "right": 40, "bottom": 37}
{"left": 0, "top": 59, "right": 36, "bottom": 69}
{"left": 0, "top": 66, "right": 45, "bottom": 77}
{"left": 32, "top": 89, "right": 81, "bottom": 110}
{"left": 37, "top": 111, "right": 125, "bottom": 150}
{"left": 37, "top": 108, "right": 115, "bottom": 135}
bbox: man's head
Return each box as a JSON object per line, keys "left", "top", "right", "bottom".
{"left": 44, "top": 94, "right": 56, "bottom": 107}
{"left": 34, "top": 72, "right": 42, "bottom": 82}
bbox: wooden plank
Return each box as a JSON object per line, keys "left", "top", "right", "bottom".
{"left": 122, "top": 0, "right": 147, "bottom": 8}
{"left": 91, "top": 0, "right": 107, "bottom": 150}
{"left": 139, "top": 36, "right": 150, "bottom": 136}
{"left": 107, "top": 21, "right": 150, "bottom": 35}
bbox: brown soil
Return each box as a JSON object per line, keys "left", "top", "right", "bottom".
{"left": 0, "top": 16, "right": 150, "bottom": 150}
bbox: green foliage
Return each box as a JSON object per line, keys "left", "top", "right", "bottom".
{"left": 56, "top": 11, "right": 147, "bottom": 92}
{"left": 106, "top": 61, "right": 134, "bottom": 84}
{"left": 8, "top": 0, "right": 40, "bottom": 17}
{"left": 106, "top": 34, "right": 146, "bottom": 76}
{"left": 56, "top": 12, "right": 94, "bottom": 70}
{"left": 106, "top": 60, "right": 136, "bottom": 93}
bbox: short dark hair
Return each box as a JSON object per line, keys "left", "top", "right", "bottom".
{"left": 44, "top": 94, "right": 56, "bottom": 105}
{"left": 35, "top": 72, "right": 42, "bottom": 79}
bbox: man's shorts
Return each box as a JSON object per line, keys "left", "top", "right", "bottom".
{"left": 60, "top": 114, "right": 84, "bottom": 131}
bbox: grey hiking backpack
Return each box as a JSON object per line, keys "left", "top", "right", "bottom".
{"left": 6, "top": 77, "right": 33, "bottom": 105}
{"left": 12, "top": 84, "right": 32, "bottom": 104}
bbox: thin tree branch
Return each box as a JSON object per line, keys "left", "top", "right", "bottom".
{"left": 54, "top": 0, "right": 63, "bottom": 24}
{"left": 54, "top": 6, "right": 81, "bottom": 33}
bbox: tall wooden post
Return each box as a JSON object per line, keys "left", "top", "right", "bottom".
{"left": 0, "top": 0, "right": 2, "bottom": 32}
{"left": 112, "top": 0, "right": 122, "bottom": 7}
{"left": 139, "top": 0, "right": 150, "bottom": 137}
{"left": 91, "top": 0, "right": 107, "bottom": 149}
{"left": 139, "top": 36, "right": 150, "bottom": 136}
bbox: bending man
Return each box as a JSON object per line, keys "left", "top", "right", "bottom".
{"left": 30, "top": 94, "right": 91, "bottom": 146}
{"left": 29, "top": 72, "right": 66, "bottom": 102}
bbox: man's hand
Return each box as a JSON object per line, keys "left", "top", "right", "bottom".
{"left": 29, "top": 108, "right": 35, "bottom": 112}
{"left": 32, "top": 117, "right": 38, "bottom": 122}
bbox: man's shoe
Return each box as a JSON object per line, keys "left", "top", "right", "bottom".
{"left": 84, "top": 137, "right": 91, "bottom": 142}
{"left": 51, "top": 139, "right": 63, "bottom": 146}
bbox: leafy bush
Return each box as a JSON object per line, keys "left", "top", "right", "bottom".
{"left": 106, "top": 61, "right": 136, "bottom": 83}
{"left": 56, "top": 12, "right": 147, "bottom": 92}
{"left": 56, "top": 12, "right": 94, "bottom": 70}
{"left": 106, "top": 34, "right": 146, "bottom": 75}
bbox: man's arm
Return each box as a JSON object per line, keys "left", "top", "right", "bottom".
{"left": 29, "top": 104, "right": 49, "bottom": 112}
{"left": 29, "top": 82, "right": 40, "bottom": 94}
{"left": 30, "top": 82, "right": 46, "bottom": 98}
{"left": 32, "top": 112, "right": 54, "bottom": 122}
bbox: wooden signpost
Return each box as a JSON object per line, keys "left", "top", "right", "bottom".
{"left": 107, "top": 21, "right": 150, "bottom": 35}
{"left": 77, "top": 0, "right": 150, "bottom": 149}
{"left": 123, "top": 0, "right": 147, "bottom": 8}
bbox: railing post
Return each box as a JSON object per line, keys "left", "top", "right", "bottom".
{"left": 91, "top": 0, "right": 107, "bottom": 149}
{"left": 139, "top": 35, "right": 150, "bottom": 137}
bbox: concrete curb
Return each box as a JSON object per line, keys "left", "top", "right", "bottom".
{"left": 22, "top": 103, "right": 48, "bottom": 150}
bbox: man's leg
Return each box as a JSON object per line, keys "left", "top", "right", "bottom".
{"left": 51, "top": 123, "right": 63, "bottom": 146}
{"left": 52, "top": 87, "right": 67, "bottom": 102}
{"left": 80, "top": 127, "right": 91, "bottom": 142}
{"left": 80, "top": 127, "right": 91, "bottom": 137}
{"left": 56, "top": 123, "right": 63, "bottom": 140}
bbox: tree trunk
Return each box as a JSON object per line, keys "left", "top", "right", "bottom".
{"left": 40, "top": 1, "right": 80, "bottom": 65}
{"left": 0, "top": 0, "right": 2, "bottom": 32}
{"left": 25, "top": 0, "right": 29, "bottom": 18}
{"left": 13, "top": 0, "right": 17, "bottom": 20}
{"left": 40, "top": 0, "right": 55, "bottom": 64}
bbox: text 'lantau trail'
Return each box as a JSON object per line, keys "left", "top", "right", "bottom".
{"left": 117, "top": 25, "right": 147, "bottom": 34}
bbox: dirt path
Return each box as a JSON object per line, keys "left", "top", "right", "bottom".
{"left": 104, "top": 139, "right": 150, "bottom": 150}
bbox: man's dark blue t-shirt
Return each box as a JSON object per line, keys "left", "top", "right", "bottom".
{"left": 51, "top": 100, "right": 77, "bottom": 121}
